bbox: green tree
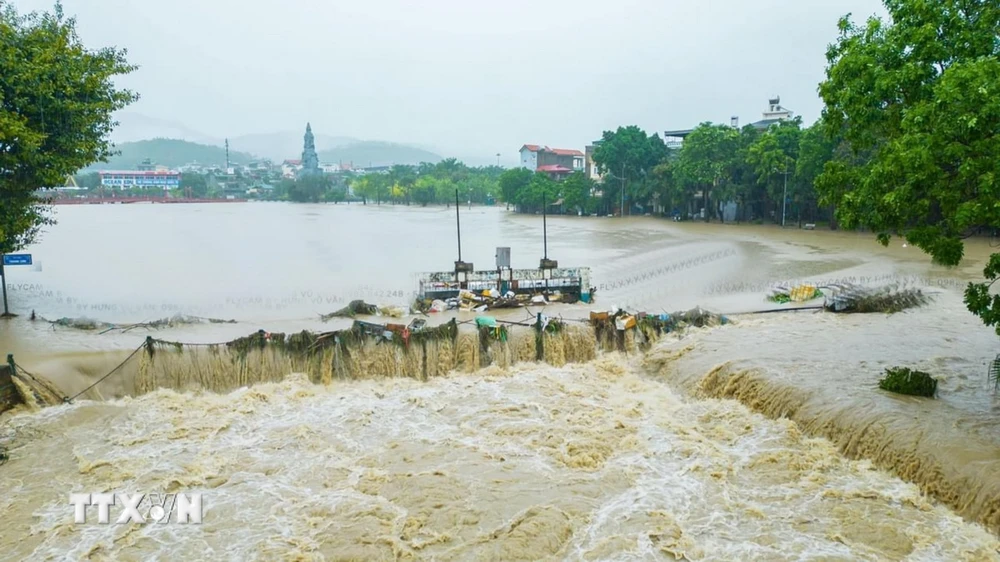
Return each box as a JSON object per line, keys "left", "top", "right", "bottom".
{"left": 498, "top": 168, "right": 532, "bottom": 209}
{"left": 458, "top": 174, "right": 496, "bottom": 205}
{"left": 795, "top": 120, "right": 839, "bottom": 225}
{"left": 287, "top": 174, "right": 331, "bottom": 203}
{"left": 816, "top": 0, "right": 1000, "bottom": 333}
{"left": 412, "top": 176, "right": 438, "bottom": 206}
{"left": 434, "top": 178, "right": 457, "bottom": 205}
{"left": 747, "top": 124, "right": 801, "bottom": 224}
{"left": 651, "top": 160, "right": 683, "bottom": 216}
{"left": 350, "top": 175, "right": 376, "bottom": 203}
{"left": 0, "top": 2, "right": 138, "bottom": 254}
{"left": 74, "top": 171, "right": 101, "bottom": 189}
{"left": 272, "top": 178, "right": 294, "bottom": 201}
{"left": 388, "top": 164, "right": 416, "bottom": 203}
{"left": 561, "top": 171, "right": 597, "bottom": 215}
{"left": 592, "top": 125, "right": 668, "bottom": 214}
{"left": 721, "top": 125, "right": 762, "bottom": 222}
{"left": 675, "top": 123, "right": 738, "bottom": 221}
{"left": 516, "top": 173, "right": 559, "bottom": 213}
{"left": 179, "top": 172, "right": 208, "bottom": 198}
{"left": 324, "top": 185, "right": 347, "bottom": 203}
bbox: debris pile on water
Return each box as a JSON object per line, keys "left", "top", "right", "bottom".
{"left": 823, "top": 283, "right": 930, "bottom": 313}
{"left": 320, "top": 300, "right": 380, "bottom": 320}
{"left": 413, "top": 289, "right": 577, "bottom": 314}
{"left": 768, "top": 284, "right": 824, "bottom": 304}
{"left": 45, "top": 314, "right": 237, "bottom": 333}
{"left": 878, "top": 367, "right": 938, "bottom": 398}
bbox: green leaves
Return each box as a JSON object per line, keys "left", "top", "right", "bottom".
{"left": 498, "top": 168, "right": 532, "bottom": 206}
{"left": 592, "top": 125, "right": 668, "bottom": 209}
{"left": 817, "top": 0, "right": 1000, "bottom": 333}
{"left": 0, "top": 2, "right": 138, "bottom": 253}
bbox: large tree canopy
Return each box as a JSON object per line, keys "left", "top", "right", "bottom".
{"left": 816, "top": 0, "right": 1000, "bottom": 333}
{"left": 0, "top": 1, "right": 138, "bottom": 253}
{"left": 592, "top": 125, "right": 667, "bottom": 212}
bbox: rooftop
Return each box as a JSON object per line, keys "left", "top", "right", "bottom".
{"left": 750, "top": 118, "right": 786, "bottom": 130}
{"left": 550, "top": 148, "right": 584, "bottom": 157}
{"left": 520, "top": 144, "right": 584, "bottom": 156}
{"left": 663, "top": 129, "right": 695, "bottom": 138}
{"left": 537, "top": 164, "right": 574, "bottom": 173}
{"left": 98, "top": 170, "right": 179, "bottom": 175}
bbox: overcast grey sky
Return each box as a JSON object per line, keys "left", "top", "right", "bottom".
{"left": 18, "top": 0, "right": 886, "bottom": 164}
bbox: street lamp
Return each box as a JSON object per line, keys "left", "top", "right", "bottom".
{"left": 496, "top": 153, "right": 500, "bottom": 167}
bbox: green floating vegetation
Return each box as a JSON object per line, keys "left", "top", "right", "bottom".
{"left": 878, "top": 366, "right": 937, "bottom": 398}
{"left": 320, "top": 300, "right": 380, "bottom": 321}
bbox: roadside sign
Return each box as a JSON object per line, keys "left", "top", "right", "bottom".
{"left": 3, "top": 254, "right": 32, "bottom": 266}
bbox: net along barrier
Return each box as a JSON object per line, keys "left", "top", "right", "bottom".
{"left": 5, "top": 309, "right": 726, "bottom": 404}
{"left": 3, "top": 282, "right": 931, "bottom": 406}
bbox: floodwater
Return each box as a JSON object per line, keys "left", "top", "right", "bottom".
{"left": 2, "top": 202, "right": 1000, "bottom": 560}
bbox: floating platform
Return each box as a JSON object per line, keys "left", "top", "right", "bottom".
{"left": 415, "top": 267, "right": 592, "bottom": 303}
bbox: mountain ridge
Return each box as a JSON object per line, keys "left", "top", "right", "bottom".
{"left": 84, "top": 137, "right": 444, "bottom": 171}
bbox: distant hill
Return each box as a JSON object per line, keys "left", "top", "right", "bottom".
{"left": 318, "top": 142, "right": 442, "bottom": 167}
{"left": 230, "top": 131, "right": 358, "bottom": 162}
{"left": 84, "top": 139, "right": 258, "bottom": 171}
{"left": 109, "top": 112, "right": 222, "bottom": 146}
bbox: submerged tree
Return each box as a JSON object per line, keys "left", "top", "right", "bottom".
{"left": 816, "top": 0, "right": 1000, "bottom": 333}
{"left": 0, "top": 2, "right": 139, "bottom": 254}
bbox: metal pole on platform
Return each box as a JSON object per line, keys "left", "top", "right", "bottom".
{"left": 455, "top": 189, "right": 462, "bottom": 262}
{"left": 543, "top": 193, "right": 549, "bottom": 297}
{"left": 542, "top": 192, "right": 548, "bottom": 260}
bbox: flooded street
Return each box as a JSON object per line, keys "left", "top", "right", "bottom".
{"left": 2, "top": 203, "right": 1000, "bottom": 560}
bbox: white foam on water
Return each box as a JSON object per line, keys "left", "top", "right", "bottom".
{"left": 2, "top": 354, "right": 998, "bottom": 561}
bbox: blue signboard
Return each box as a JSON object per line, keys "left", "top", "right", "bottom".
{"left": 3, "top": 254, "right": 32, "bottom": 266}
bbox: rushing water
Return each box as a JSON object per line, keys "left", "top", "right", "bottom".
{"left": 2, "top": 202, "right": 1000, "bottom": 560}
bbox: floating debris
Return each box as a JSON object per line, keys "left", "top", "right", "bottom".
{"left": 879, "top": 367, "right": 937, "bottom": 398}
{"left": 768, "top": 284, "right": 824, "bottom": 304}
{"left": 46, "top": 314, "right": 237, "bottom": 333}
{"left": 823, "top": 283, "right": 930, "bottom": 313}
{"left": 320, "top": 300, "right": 380, "bottom": 321}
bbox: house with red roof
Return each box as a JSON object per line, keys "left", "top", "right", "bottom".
{"left": 281, "top": 159, "right": 303, "bottom": 179}
{"left": 519, "top": 144, "right": 585, "bottom": 180}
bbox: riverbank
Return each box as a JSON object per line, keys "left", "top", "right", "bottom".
{"left": 644, "top": 289, "right": 1000, "bottom": 535}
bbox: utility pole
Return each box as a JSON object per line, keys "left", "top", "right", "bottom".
{"left": 1, "top": 259, "right": 9, "bottom": 317}
{"left": 225, "top": 139, "right": 230, "bottom": 172}
{"left": 620, "top": 162, "right": 626, "bottom": 217}
{"left": 781, "top": 166, "right": 788, "bottom": 228}
{"left": 496, "top": 153, "right": 500, "bottom": 167}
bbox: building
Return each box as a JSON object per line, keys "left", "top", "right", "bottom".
{"left": 99, "top": 169, "right": 181, "bottom": 190}
{"left": 749, "top": 96, "right": 794, "bottom": 130}
{"left": 518, "top": 145, "right": 585, "bottom": 176}
{"left": 281, "top": 160, "right": 302, "bottom": 179}
{"left": 663, "top": 96, "right": 795, "bottom": 149}
{"left": 537, "top": 164, "right": 574, "bottom": 181}
{"left": 584, "top": 142, "right": 605, "bottom": 182}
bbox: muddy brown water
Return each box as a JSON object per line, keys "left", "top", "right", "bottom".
{"left": 2, "top": 203, "right": 1000, "bottom": 560}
